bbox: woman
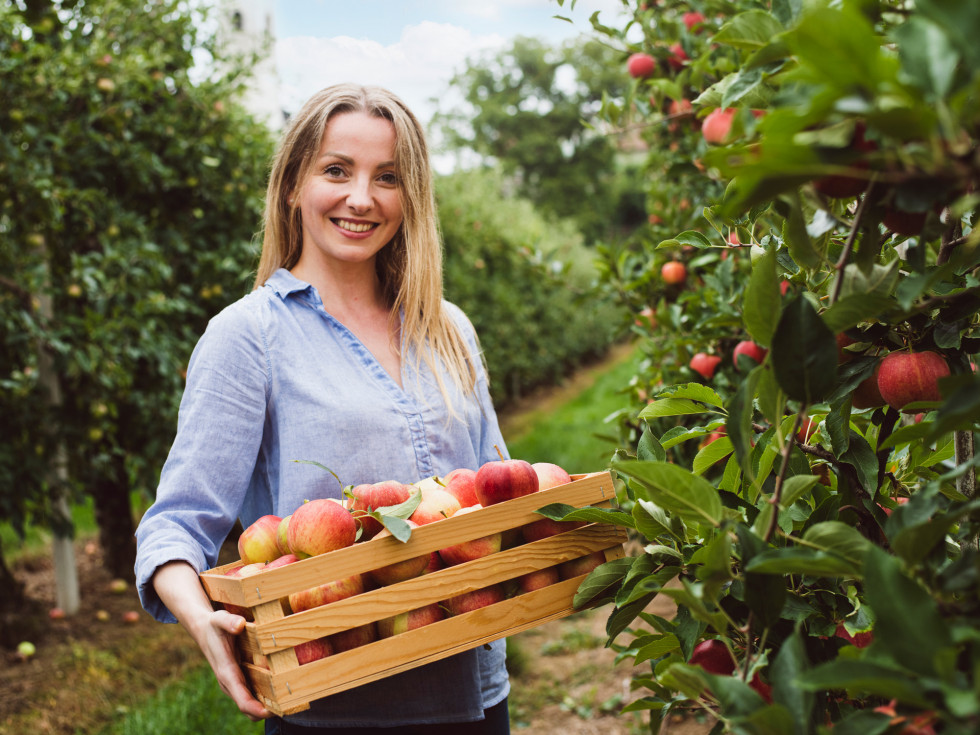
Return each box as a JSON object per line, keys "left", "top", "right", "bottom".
{"left": 134, "top": 84, "right": 511, "bottom": 733}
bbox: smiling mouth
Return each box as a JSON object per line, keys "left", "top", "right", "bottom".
{"left": 333, "top": 219, "right": 377, "bottom": 234}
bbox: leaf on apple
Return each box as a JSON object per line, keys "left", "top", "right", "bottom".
{"left": 368, "top": 490, "right": 424, "bottom": 542}
{"left": 533, "top": 502, "right": 635, "bottom": 529}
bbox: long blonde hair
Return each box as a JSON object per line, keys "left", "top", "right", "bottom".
{"left": 254, "top": 84, "right": 479, "bottom": 407}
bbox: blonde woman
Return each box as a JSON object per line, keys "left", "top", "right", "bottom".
{"left": 135, "top": 84, "right": 511, "bottom": 734}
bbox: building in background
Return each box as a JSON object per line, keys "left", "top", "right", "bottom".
{"left": 217, "top": 0, "right": 286, "bottom": 130}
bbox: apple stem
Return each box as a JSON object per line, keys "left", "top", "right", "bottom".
{"left": 494, "top": 445, "right": 505, "bottom": 461}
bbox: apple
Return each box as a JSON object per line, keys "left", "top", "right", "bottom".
{"left": 349, "top": 480, "right": 412, "bottom": 539}
{"left": 442, "top": 584, "right": 506, "bottom": 616}
{"left": 883, "top": 207, "right": 927, "bottom": 236}
{"left": 409, "top": 487, "right": 461, "bottom": 525}
{"left": 877, "top": 351, "right": 949, "bottom": 411}
{"left": 475, "top": 454, "right": 539, "bottom": 506}
{"left": 689, "top": 639, "right": 734, "bottom": 675}
{"left": 558, "top": 551, "right": 606, "bottom": 580}
{"left": 702, "top": 108, "right": 736, "bottom": 145}
{"left": 289, "top": 573, "right": 365, "bottom": 613}
{"left": 109, "top": 578, "right": 127, "bottom": 594}
{"left": 441, "top": 468, "right": 480, "bottom": 508}
{"left": 49, "top": 607, "right": 66, "bottom": 620}
{"left": 264, "top": 553, "right": 301, "bottom": 570}
{"left": 122, "top": 610, "right": 140, "bottom": 624}
{"left": 690, "top": 353, "right": 722, "bottom": 380}
{"left": 275, "top": 514, "right": 292, "bottom": 555}
{"left": 626, "top": 52, "right": 656, "bottom": 79}
{"left": 238, "top": 514, "right": 283, "bottom": 564}
{"left": 329, "top": 623, "right": 377, "bottom": 653}
{"left": 660, "top": 260, "right": 687, "bottom": 285}
{"left": 852, "top": 367, "right": 886, "bottom": 409}
{"left": 222, "top": 562, "right": 266, "bottom": 619}
{"left": 882, "top": 496, "right": 909, "bottom": 517}
{"left": 532, "top": 462, "right": 572, "bottom": 490}
{"left": 438, "top": 506, "right": 502, "bottom": 566}
{"left": 16, "top": 641, "right": 36, "bottom": 661}
{"left": 295, "top": 636, "right": 333, "bottom": 665}
{"left": 369, "top": 521, "right": 430, "bottom": 585}
{"left": 377, "top": 603, "right": 445, "bottom": 638}
{"left": 667, "top": 98, "right": 693, "bottom": 133}
{"left": 666, "top": 43, "right": 688, "bottom": 71}
{"left": 422, "top": 551, "right": 445, "bottom": 574}
{"left": 699, "top": 428, "right": 726, "bottom": 450}
{"left": 648, "top": 213, "right": 663, "bottom": 225}
{"left": 732, "top": 340, "right": 767, "bottom": 369}
{"left": 835, "top": 623, "right": 873, "bottom": 648}
{"left": 682, "top": 11, "right": 706, "bottom": 32}
{"left": 836, "top": 333, "right": 858, "bottom": 363}
{"left": 635, "top": 306, "right": 657, "bottom": 328}
{"left": 518, "top": 566, "right": 560, "bottom": 594}
{"left": 287, "top": 498, "right": 357, "bottom": 558}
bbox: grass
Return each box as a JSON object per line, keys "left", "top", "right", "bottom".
{"left": 501, "top": 342, "right": 640, "bottom": 473}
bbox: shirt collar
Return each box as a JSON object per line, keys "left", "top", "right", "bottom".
{"left": 266, "top": 268, "right": 316, "bottom": 301}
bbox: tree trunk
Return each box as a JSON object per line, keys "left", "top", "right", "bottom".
{"left": 92, "top": 453, "right": 137, "bottom": 581}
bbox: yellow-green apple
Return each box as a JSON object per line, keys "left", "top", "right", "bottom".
{"left": 438, "top": 506, "right": 502, "bottom": 566}
{"left": 518, "top": 566, "right": 560, "bottom": 594}
{"left": 295, "top": 636, "right": 333, "bottom": 665}
{"left": 626, "top": 52, "right": 656, "bottom": 79}
{"left": 558, "top": 551, "right": 606, "bottom": 580}
{"left": 532, "top": 462, "right": 572, "bottom": 490}
{"left": 441, "top": 468, "right": 480, "bottom": 507}
{"left": 475, "top": 455, "right": 539, "bottom": 506}
{"left": 877, "top": 351, "right": 949, "bottom": 411}
{"left": 377, "top": 603, "right": 445, "bottom": 638}
{"left": 275, "top": 514, "right": 292, "bottom": 555}
{"left": 238, "top": 514, "right": 283, "bottom": 564}
{"left": 287, "top": 498, "right": 357, "bottom": 558}
{"left": 733, "top": 340, "right": 767, "bottom": 369}
{"left": 349, "top": 480, "right": 412, "bottom": 539}
{"left": 288, "top": 573, "right": 365, "bottom": 613}
{"left": 369, "top": 521, "right": 430, "bottom": 585}
{"left": 443, "top": 584, "right": 506, "bottom": 616}
{"left": 660, "top": 260, "right": 686, "bottom": 284}
{"left": 328, "top": 623, "right": 377, "bottom": 653}
{"left": 701, "top": 108, "right": 736, "bottom": 144}
{"left": 690, "top": 353, "right": 722, "bottom": 380}
{"left": 409, "top": 487, "right": 461, "bottom": 525}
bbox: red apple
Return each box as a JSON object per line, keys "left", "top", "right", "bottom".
{"left": 443, "top": 584, "right": 506, "bottom": 616}
{"left": 222, "top": 562, "right": 266, "bottom": 620}
{"left": 421, "top": 551, "right": 445, "bottom": 574}
{"left": 836, "top": 333, "right": 858, "bottom": 363}
{"left": 409, "top": 487, "right": 461, "bottom": 525}
{"left": 370, "top": 521, "right": 430, "bottom": 585}
{"left": 441, "top": 468, "right": 480, "bottom": 508}
{"left": 122, "top": 610, "right": 140, "bottom": 624}
{"left": 883, "top": 207, "right": 927, "bottom": 236}
{"left": 835, "top": 623, "right": 873, "bottom": 648}
{"left": 532, "top": 462, "right": 572, "bottom": 490}
{"left": 295, "top": 636, "right": 332, "bottom": 665}
{"left": 289, "top": 573, "right": 365, "bottom": 613}
{"left": 558, "top": 551, "right": 606, "bottom": 580}
{"left": 877, "top": 351, "right": 949, "bottom": 411}
{"left": 264, "top": 553, "right": 301, "bottom": 570}
{"left": 666, "top": 43, "right": 688, "bottom": 71}
{"left": 733, "top": 340, "right": 767, "bottom": 369}
{"left": 49, "top": 607, "right": 66, "bottom": 620}
{"left": 438, "top": 506, "right": 502, "bottom": 566}
{"left": 627, "top": 52, "right": 656, "bottom": 79}
{"left": 690, "top": 353, "right": 722, "bottom": 380}
{"left": 635, "top": 306, "right": 657, "bottom": 328}
{"left": 660, "top": 260, "right": 687, "bottom": 284}
{"left": 349, "top": 480, "right": 412, "bottom": 539}
{"left": 682, "top": 11, "right": 706, "bottom": 32}
{"left": 377, "top": 603, "right": 445, "bottom": 638}
{"left": 475, "top": 456, "right": 539, "bottom": 506}
{"left": 287, "top": 498, "right": 357, "bottom": 558}
{"left": 328, "top": 623, "right": 377, "bottom": 653}
{"left": 853, "top": 367, "right": 886, "bottom": 409}
{"left": 238, "top": 514, "right": 283, "bottom": 564}
{"left": 702, "top": 108, "right": 736, "bottom": 145}
{"left": 689, "top": 639, "right": 735, "bottom": 675}
{"left": 518, "top": 566, "right": 560, "bottom": 594}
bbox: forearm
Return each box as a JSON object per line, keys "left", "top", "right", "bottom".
{"left": 152, "top": 560, "right": 219, "bottom": 643}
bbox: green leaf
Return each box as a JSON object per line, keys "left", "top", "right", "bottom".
{"left": 745, "top": 547, "right": 860, "bottom": 577}
{"left": 612, "top": 460, "right": 723, "bottom": 527}
{"left": 797, "top": 660, "right": 932, "bottom": 707}
{"left": 634, "top": 500, "right": 684, "bottom": 544}
{"left": 782, "top": 192, "right": 821, "bottom": 269}
{"left": 693, "top": 436, "right": 734, "bottom": 475}
{"left": 634, "top": 634, "right": 680, "bottom": 665}
{"left": 821, "top": 294, "right": 893, "bottom": 334}
{"left": 728, "top": 366, "right": 763, "bottom": 480}
{"left": 638, "top": 425, "right": 667, "bottom": 462}
{"left": 675, "top": 230, "right": 712, "bottom": 249}
{"left": 656, "top": 382, "right": 727, "bottom": 410}
{"left": 771, "top": 627, "right": 814, "bottom": 733}
{"left": 779, "top": 474, "right": 820, "bottom": 507}
{"left": 714, "top": 10, "right": 786, "bottom": 49}
{"left": 640, "top": 398, "right": 714, "bottom": 419}
{"left": 771, "top": 295, "right": 838, "bottom": 404}
{"left": 743, "top": 245, "right": 780, "bottom": 348}
{"left": 841, "top": 431, "right": 879, "bottom": 495}
{"left": 534, "top": 503, "right": 635, "bottom": 528}
{"left": 802, "top": 521, "right": 871, "bottom": 566}
{"left": 863, "top": 545, "right": 953, "bottom": 677}
{"left": 572, "top": 556, "right": 634, "bottom": 609}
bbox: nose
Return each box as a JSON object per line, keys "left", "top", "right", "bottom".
{"left": 346, "top": 175, "right": 374, "bottom": 213}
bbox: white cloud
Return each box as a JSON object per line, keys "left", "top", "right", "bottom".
{"left": 275, "top": 21, "right": 506, "bottom": 126}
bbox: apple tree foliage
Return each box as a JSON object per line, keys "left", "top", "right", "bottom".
{"left": 548, "top": 0, "right": 980, "bottom": 732}
{"left": 0, "top": 0, "right": 274, "bottom": 584}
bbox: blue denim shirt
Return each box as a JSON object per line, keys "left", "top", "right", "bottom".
{"left": 134, "top": 268, "right": 509, "bottom": 726}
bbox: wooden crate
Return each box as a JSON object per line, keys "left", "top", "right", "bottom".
{"left": 200, "top": 471, "right": 627, "bottom": 716}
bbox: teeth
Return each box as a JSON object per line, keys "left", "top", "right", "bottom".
{"left": 336, "top": 219, "right": 375, "bottom": 233}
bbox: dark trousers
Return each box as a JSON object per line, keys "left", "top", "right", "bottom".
{"left": 264, "top": 698, "right": 510, "bottom": 735}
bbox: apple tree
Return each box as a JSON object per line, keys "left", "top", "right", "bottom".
{"left": 548, "top": 0, "right": 980, "bottom": 732}
{"left": 0, "top": 0, "right": 274, "bottom": 590}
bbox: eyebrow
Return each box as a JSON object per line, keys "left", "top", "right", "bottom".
{"left": 320, "top": 151, "right": 395, "bottom": 169}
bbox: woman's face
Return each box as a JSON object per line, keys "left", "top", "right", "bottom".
{"left": 293, "top": 111, "right": 404, "bottom": 274}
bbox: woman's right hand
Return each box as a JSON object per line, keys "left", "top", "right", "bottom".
{"left": 152, "top": 561, "right": 271, "bottom": 721}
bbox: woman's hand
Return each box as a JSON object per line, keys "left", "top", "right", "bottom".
{"left": 152, "top": 561, "right": 272, "bottom": 721}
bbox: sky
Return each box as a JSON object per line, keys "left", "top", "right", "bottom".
{"left": 271, "top": 0, "right": 630, "bottom": 127}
